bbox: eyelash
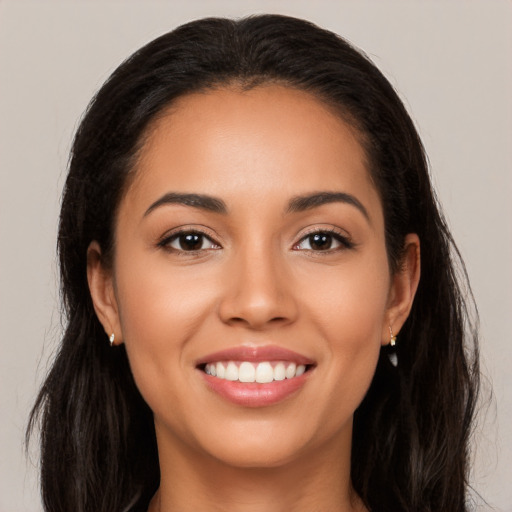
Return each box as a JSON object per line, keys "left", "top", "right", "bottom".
{"left": 158, "top": 229, "right": 220, "bottom": 253}
{"left": 157, "top": 227, "right": 354, "bottom": 254}
{"left": 293, "top": 228, "right": 355, "bottom": 253}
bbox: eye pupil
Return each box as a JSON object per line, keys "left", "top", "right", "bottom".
{"left": 310, "top": 233, "right": 332, "bottom": 250}
{"left": 180, "top": 233, "right": 203, "bottom": 250}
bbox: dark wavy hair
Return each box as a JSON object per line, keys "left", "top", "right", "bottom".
{"left": 28, "top": 14, "right": 479, "bottom": 512}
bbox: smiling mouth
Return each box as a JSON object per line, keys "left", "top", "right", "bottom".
{"left": 201, "top": 361, "right": 311, "bottom": 383}
{"left": 196, "top": 345, "right": 315, "bottom": 406}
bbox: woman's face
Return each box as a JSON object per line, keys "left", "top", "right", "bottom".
{"left": 90, "top": 85, "right": 416, "bottom": 469}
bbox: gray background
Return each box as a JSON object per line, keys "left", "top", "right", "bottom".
{"left": 1, "top": 1, "right": 510, "bottom": 510}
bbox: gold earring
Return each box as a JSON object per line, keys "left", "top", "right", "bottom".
{"left": 389, "top": 326, "right": 397, "bottom": 347}
{"left": 109, "top": 333, "right": 115, "bottom": 347}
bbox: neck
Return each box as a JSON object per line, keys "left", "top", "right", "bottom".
{"left": 148, "top": 423, "right": 366, "bottom": 512}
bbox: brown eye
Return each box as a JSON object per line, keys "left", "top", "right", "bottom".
{"left": 294, "top": 230, "right": 353, "bottom": 251}
{"left": 165, "top": 231, "right": 219, "bottom": 252}
{"left": 307, "top": 233, "right": 335, "bottom": 251}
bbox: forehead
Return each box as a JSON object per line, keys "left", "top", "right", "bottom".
{"left": 126, "top": 85, "right": 381, "bottom": 222}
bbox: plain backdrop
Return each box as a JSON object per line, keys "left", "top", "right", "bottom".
{"left": 0, "top": 1, "right": 510, "bottom": 510}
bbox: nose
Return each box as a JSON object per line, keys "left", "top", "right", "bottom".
{"left": 218, "top": 245, "right": 298, "bottom": 330}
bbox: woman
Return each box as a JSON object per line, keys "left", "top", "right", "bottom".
{"left": 28, "top": 14, "right": 479, "bottom": 512}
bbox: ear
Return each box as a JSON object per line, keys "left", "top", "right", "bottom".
{"left": 87, "top": 241, "right": 123, "bottom": 345}
{"left": 382, "top": 233, "right": 421, "bottom": 345}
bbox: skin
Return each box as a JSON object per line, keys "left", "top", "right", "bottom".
{"left": 88, "top": 85, "right": 420, "bottom": 512}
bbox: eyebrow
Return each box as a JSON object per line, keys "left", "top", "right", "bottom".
{"left": 143, "top": 190, "right": 369, "bottom": 221}
{"left": 286, "top": 192, "right": 370, "bottom": 221}
{"left": 144, "top": 192, "right": 228, "bottom": 216}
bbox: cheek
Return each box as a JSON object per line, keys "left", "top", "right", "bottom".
{"left": 300, "top": 254, "right": 390, "bottom": 408}
{"left": 302, "top": 251, "right": 390, "bottom": 344}
{"left": 114, "top": 256, "right": 218, "bottom": 405}
{"left": 117, "top": 249, "right": 219, "bottom": 337}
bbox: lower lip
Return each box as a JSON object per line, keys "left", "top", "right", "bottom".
{"left": 200, "top": 370, "right": 311, "bottom": 407}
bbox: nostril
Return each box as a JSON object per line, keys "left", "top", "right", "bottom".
{"left": 225, "top": 315, "right": 291, "bottom": 329}
{"left": 217, "top": 267, "right": 298, "bottom": 324}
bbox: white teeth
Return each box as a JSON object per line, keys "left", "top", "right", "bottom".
{"left": 255, "top": 362, "right": 274, "bottom": 383}
{"left": 216, "top": 362, "right": 225, "bottom": 378}
{"left": 273, "top": 362, "right": 286, "bottom": 381}
{"left": 204, "top": 360, "right": 308, "bottom": 382}
{"left": 225, "top": 362, "right": 239, "bottom": 381}
{"left": 239, "top": 362, "right": 256, "bottom": 382}
{"left": 285, "top": 363, "right": 296, "bottom": 379}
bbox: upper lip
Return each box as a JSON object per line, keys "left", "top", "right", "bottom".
{"left": 196, "top": 345, "right": 315, "bottom": 366}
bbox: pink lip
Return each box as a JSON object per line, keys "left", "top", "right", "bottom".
{"left": 196, "top": 345, "right": 315, "bottom": 366}
{"left": 196, "top": 345, "right": 315, "bottom": 408}
{"left": 201, "top": 372, "right": 311, "bottom": 407}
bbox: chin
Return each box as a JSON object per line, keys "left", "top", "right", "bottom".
{"left": 189, "top": 413, "right": 349, "bottom": 470}
{"left": 207, "top": 438, "right": 307, "bottom": 469}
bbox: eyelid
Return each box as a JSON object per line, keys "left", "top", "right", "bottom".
{"left": 155, "top": 224, "right": 354, "bottom": 254}
{"left": 157, "top": 225, "right": 222, "bottom": 251}
{"left": 292, "top": 226, "right": 355, "bottom": 251}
